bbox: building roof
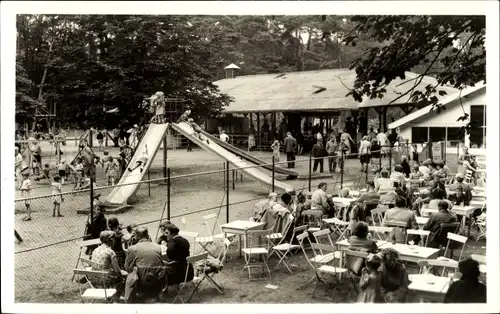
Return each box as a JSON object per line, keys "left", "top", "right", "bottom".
{"left": 388, "top": 82, "right": 486, "bottom": 130}
{"left": 214, "top": 69, "right": 458, "bottom": 113}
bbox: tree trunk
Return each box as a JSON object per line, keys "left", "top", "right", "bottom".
{"left": 32, "top": 41, "right": 53, "bottom": 131}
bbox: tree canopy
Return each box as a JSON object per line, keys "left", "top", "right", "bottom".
{"left": 343, "top": 15, "right": 486, "bottom": 131}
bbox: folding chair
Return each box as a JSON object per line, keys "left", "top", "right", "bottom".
{"left": 303, "top": 243, "right": 347, "bottom": 299}
{"left": 342, "top": 249, "right": 369, "bottom": 293}
{"left": 268, "top": 225, "right": 308, "bottom": 274}
{"left": 241, "top": 229, "right": 272, "bottom": 280}
{"left": 370, "top": 205, "right": 388, "bottom": 227}
{"left": 172, "top": 252, "right": 209, "bottom": 303}
{"left": 384, "top": 221, "right": 408, "bottom": 243}
{"left": 417, "top": 259, "right": 458, "bottom": 277}
{"left": 266, "top": 212, "right": 293, "bottom": 246}
{"left": 202, "top": 213, "right": 236, "bottom": 240}
{"left": 302, "top": 210, "right": 323, "bottom": 233}
{"left": 328, "top": 217, "right": 350, "bottom": 241}
{"left": 473, "top": 213, "right": 486, "bottom": 242}
{"left": 71, "top": 238, "right": 101, "bottom": 282}
{"left": 405, "top": 229, "right": 431, "bottom": 247}
{"left": 73, "top": 268, "right": 116, "bottom": 303}
{"left": 311, "top": 229, "right": 342, "bottom": 264}
{"left": 443, "top": 232, "right": 468, "bottom": 261}
{"left": 368, "top": 226, "right": 393, "bottom": 241}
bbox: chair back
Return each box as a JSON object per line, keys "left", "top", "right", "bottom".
{"left": 202, "top": 213, "right": 223, "bottom": 236}
{"left": 80, "top": 257, "right": 103, "bottom": 269}
{"left": 343, "top": 249, "right": 369, "bottom": 276}
{"left": 273, "top": 213, "right": 295, "bottom": 246}
{"left": 312, "top": 229, "right": 334, "bottom": 255}
{"left": 368, "top": 226, "right": 393, "bottom": 240}
{"left": 445, "top": 232, "right": 468, "bottom": 261}
{"left": 80, "top": 238, "right": 101, "bottom": 248}
{"left": 185, "top": 252, "right": 209, "bottom": 284}
{"left": 179, "top": 231, "right": 200, "bottom": 254}
{"left": 247, "top": 229, "right": 273, "bottom": 250}
{"left": 405, "top": 229, "right": 431, "bottom": 247}
{"left": 433, "top": 222, "right": 460, "bottom": 248}
{"left": 417, "top": 259, "right": 458, "bottom": 276}
{"left": 371, "top": 205, "right": 388, "bottom": 226}
{"left": 302, "top": 210, "right": 323, "bottom": 230}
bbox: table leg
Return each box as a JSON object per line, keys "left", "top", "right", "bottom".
{"left": 223, "top": 232, "right": 228, "bottom": 263}
{"left": 238, "top": 235, "right": 242, "bottom": 258}
{"left": 467, "top": 215, "right": 473, "bottom": 238}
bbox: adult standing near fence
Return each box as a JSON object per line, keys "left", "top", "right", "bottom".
{"left": 284, "top": 132, "right": 297, "bottom": 169}
{"left": 311, "top": 139, "right": 326, "bottom": 174}
{"left": 325, "top": 136, "right": 337, "bottom": 174}
{"left": 359, "top": 136, "right": 372, "bottom": 173}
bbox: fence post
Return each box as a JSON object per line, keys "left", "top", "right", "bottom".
{"left": 89, "top": 129, "right": 93, "bottom": 148}
{"left": 167, "top": 168, "right": 171, "bottom": 220}
{"left": 272, "top": 156, "right": 275, "bottom": 193}
{"left": 163, "top": 135, "right": 168, "bottom": 183}
{"left": 56, "top": 140, "right": 61, "bottom": 164}
{"left": 308, "top": 151, "right": 312, "bottom": 192}
{"left": 340, "top": 149, "right": 344, "bottom": 190}
{"left": 148, "top": 169, "right": 151, "bottom": 196}
{"left": 90, "top": 177, "right": 94, "bottom": 222}
{"left": 105, "top": 129, "right": 108, "bottom": 147}
{"left": 389, "top": 146, "right": 392, "bottom": 173}
{"left": 226, "top": 161, "right": 230, "bottom": 223}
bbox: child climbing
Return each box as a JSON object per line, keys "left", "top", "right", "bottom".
{"left": 20, "top": 172, "right": 32, "bottom": 221}
{"left": 51, "top": 176, "right": 64, "bottom": 217}
{"left": 176, "top": 109, "right": 191, "bottom": 124}
{"left": 270, "top": 139, "right": 280, "bottom": 163}
{"left": 128, "top": 144, "right": 149, "bottom": 173}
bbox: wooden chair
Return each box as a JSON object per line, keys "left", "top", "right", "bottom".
{"left": 433, "top": 222, "right": 460, "bottom": 249}
{"left": 368, "top": 226, "right": 393, "bottom": 240}
{"left": 73, "top": 268, "right": 116, "bottom": 303}
{"left": 417, "top": 259, "right": 458, "bottom": 277}
{"left": 173, "top": 252, "right": 209, "bottom": 303}
{"left": 473, "top": 212, "right": 486, "bottom": 242}
{"left": 302, "top": 210, "right": 323, "bottom": 233}
{"left": 328, "top": 217, "right": 350, "bottom": 241}
{"left": 443, "top": 232, "right": 468, "bottom": 261}
{"left": 370, "top": 205, "right": 388, "bottom": 227}
{"left": 342, "top": 249, "right": 370, "bottom": 293}
{"left": 406, "top": 229, "right": 431, "bottom": 247}
{"left": 71, "top": 238, "right": 101, "bottom": 282}
{"left": 311, "top": 229, "right": 342, "bottom": 264}
{"left": 269, "top": 224, "right": 308, "bottom": 274}
{"left": 241, "top": 229, "right": 273, "bottom": 280}
{"left": 304, "top": 243, "right": 347, "bottom": 299}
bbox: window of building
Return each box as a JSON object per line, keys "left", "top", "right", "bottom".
{"left": 429, "top": 127, "right": 446, "bottom": 143}
{"left": 411, "top": 127, "right": 428, "bottom": 143}
{"left": 470, "top": 105, "right": 486, "bottom": 148}
{"left": 446, "top": 127, "right": 465, "bottom": 147}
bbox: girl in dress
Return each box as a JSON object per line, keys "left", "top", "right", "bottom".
{"left": 20, "top": 172, "right": 33, "bottom": 221}
{"left": 51, "top": 176, "right": 64, "bottom": 217}
{"left": 270, "top": 140, "right": 280, "bottom": 163}
{"left": 357, "top": 253, "right": 383, "bottom": 303}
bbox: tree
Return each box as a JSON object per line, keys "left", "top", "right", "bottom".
{"left": 343, "top": 15, "right": 486, "bottom": 131}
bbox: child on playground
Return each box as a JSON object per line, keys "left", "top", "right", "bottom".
{"left": 15, "top": 146, "right": 26, "bottom": 189}
{"left": 105, "top": 156, "right": 119, "bottom": 186}
{"left": 96, "top": 130, "right": 104, "bottom": 151}
{"left": 51, "top": 176, "right": 64, "bottom": 217}
{"left": 34, "top": 163, "right": 52, "bottom": 183}
{"left": 270, "top": 139, "right": 280, "bottom": 162}
{"left": 176, "top": 109, "right": 191, "bottom": 123}
{"left": 57, "top": 160, "right": 68, "bottom": 185}
{"left": 20, "top": 172, "right": 33, "bottom": 221}
{"left": 128, "top": 144, "right": 149, "bottom": 173}
{"left": 73, "top": 158, "right": 84, "bottom": 190}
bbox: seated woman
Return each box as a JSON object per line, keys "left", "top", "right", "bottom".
{"left": 348, "top": 222, "right": 378, "bottom": 253}
{"left": 261, "top": 193, "right": 293, "bottom": 230}
{"left": 444, "top": 258, "right": 486, "bottom": 303}
{"left": 253, "top": 193, "right": 278, "bottom": 222}
{"left": 163, "top": 224, "right": 194, "bottom": 287}
{"left": 379, "top": 248, "right": 410, "bottom": 303}
{"left": 91, "top": 231, "right": 126, "bottom": 302}
{"left": 128, "top": 144, "right": 148, "bottom": 173}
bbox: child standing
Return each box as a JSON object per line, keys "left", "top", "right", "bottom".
{"left": 270, "top": 140, "right": 280, "bottom": 163}
{"left": 105, "top": 156, "right": 118, "bottom": 186}
{"left": 357, "top": 254, "right": 383, "bottom": 303}
{"left": 51, "top": 176, "right": 64, "bottom": 217}
{"left": 74, "top": 158, "right": 84, "bottom": 190}
{"left": 20, "top": 173, "right": 33, "bottom": 221}
{"left": 96, "top": 130, "right": 104, "bottom": 151}
{"left": 57, "top": 160, "right": 68, "bottom": 185}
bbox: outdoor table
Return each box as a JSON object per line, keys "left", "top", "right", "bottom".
{"left": 421, "top": 205, "right": 479, "bottom": 237}
{"left": 408, "top": 274, "right": 451, "bottom": 302}
{"left": 220, "top": 220, "right": 264, "bottom": 260}
{"left": 378, "top": 243, "right": 440, "bottom": 264}
{"left": 416, "top": 216, "right": 429, "bottom": 227}
{"left": 331, "top": 197, "right": 355, "bottom": 207}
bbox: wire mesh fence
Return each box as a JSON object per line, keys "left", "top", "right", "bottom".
{"left": 13, "top": 139, "right": 461, "bottom": 302}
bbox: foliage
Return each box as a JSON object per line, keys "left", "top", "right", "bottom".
{"left": 343, "top": 15, "right": 486, "bottom": 131}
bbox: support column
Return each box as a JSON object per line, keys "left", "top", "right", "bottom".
{"left": 256, "top": 112, "right": 261, "bottom": 147}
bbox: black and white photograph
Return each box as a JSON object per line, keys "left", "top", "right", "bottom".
{"left": 1, "top": 1, "right": 498, "bottom": 313}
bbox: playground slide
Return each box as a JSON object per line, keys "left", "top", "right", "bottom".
{"left": 105, "top": 123, "right": 170, "bottom": 205}
{"left": 171, "top": 122, "right": 295, "bottom": 193}
{"left": 199, "top": 130, "right": 299, "bottom": 178}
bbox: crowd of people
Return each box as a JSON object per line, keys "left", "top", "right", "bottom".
{"left": 82, "top": 207, "right": 199, "bottom": 303}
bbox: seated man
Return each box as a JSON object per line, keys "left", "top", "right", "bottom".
{"left": 128, "top": 144, "right": 149, "bottom": 173}
{"left": 375, "top": 170, "right": 396, "bottom": 194}
{"left": 448, "top": 173, "right": 473, "bottom": 205}
{"left": 91, "top": 231, "right": 126, "bottom": 302}
{"left": 310, "top": 182, "right": 331, "bottom": 216}
{"left": 125, "top": 227, "right": 166, "bottom": 302}
{"left": 162, "top": 224, "right": 194, "bottom": 287}
{"left": 390, "top": 165, "right": 406, "bottom": 187}
{"left": 422, "top": 201, "right": 458, "bottom": 248}
{"left": 384, "top": 196, "right": 419, "bottom": 244}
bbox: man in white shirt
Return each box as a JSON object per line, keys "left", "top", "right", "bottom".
{"left": 358, "top": 136, "right": 371, "bottom": 173}
{"left": 376, "top": 131, "right": 390, "bottom": 158}
{"left": 219, "top": 130, "right": 229, "bottom": 143}
{"left": 310, "top": 182, "right": 329, "bottom": 213}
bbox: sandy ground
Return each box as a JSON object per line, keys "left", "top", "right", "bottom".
{"left": 13, "top": 141, "right": 477, "bottom": 303}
